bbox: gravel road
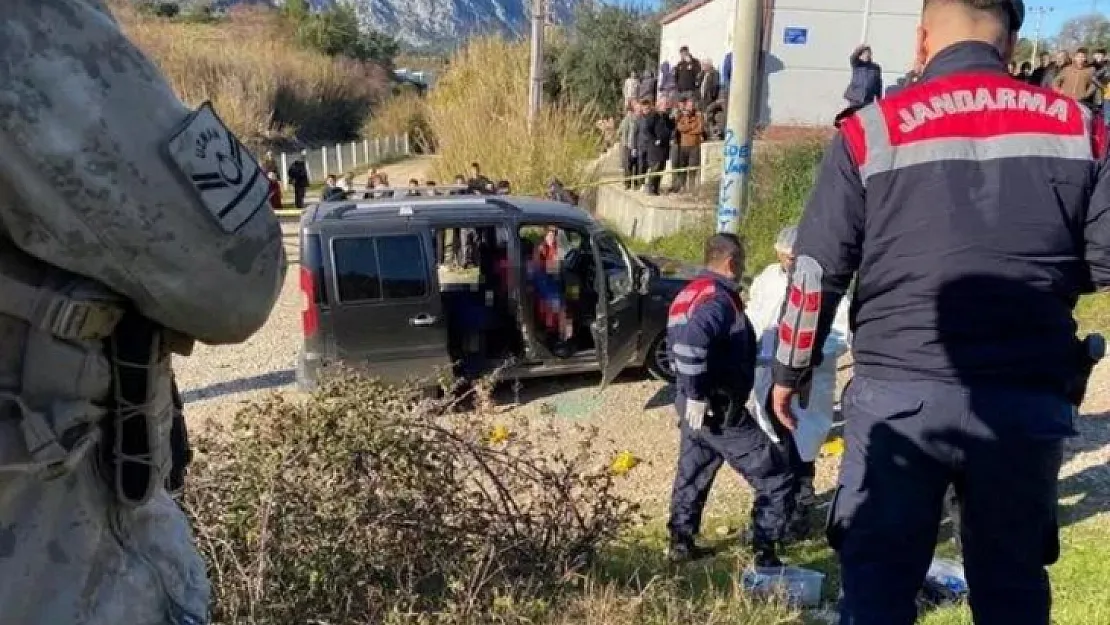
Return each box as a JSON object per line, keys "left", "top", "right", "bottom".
{"left": 175, "top": 165, "right": 1110, "bottom": 525}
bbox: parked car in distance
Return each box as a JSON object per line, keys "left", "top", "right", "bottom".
{"left": 297, "top": 188, "right": 699, "bottom": 390}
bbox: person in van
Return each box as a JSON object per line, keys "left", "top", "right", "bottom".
{"left": 406, "top": 178, "right": 421, "bottom": 197}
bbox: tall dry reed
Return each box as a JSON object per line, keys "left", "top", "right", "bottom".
{"left": 427, "top": 37, "right": 602, "bottom": 194}
{"left": 113, "top": 2, "right": 389, "bottom": 147}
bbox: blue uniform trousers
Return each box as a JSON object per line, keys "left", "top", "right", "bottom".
{"left": 832, "top": 376, "right": 1073, "bottom": 625}
{"left": 668, "top": 410, "right": 796, "bottom": 547}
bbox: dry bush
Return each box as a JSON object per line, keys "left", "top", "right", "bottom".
{"left": 427, "top": 38, "right": 603, "bottom": 194}
{"left": 185, "top": 369, "right": 639, "bottom": 624}
{"left": 112, "top": 2, "right": 389, "bottom": 147}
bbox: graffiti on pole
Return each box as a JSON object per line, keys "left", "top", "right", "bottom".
{"left": 717, "top": 129, "right": 751, "bottom": 233}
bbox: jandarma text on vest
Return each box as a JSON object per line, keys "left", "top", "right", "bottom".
{"left": 898, "top": 87, "right": 1070, "bottom": 133}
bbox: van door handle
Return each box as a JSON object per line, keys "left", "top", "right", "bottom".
{"left": 409, "top": 313, "right": 437, "bottom": 327}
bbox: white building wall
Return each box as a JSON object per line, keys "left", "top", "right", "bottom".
{"left": 659, "top": 0, "right": 922, "bottom": 126}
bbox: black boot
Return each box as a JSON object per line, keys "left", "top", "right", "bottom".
{"left": 784, "top": 472, "right": 817, "bottom": 543}
{"left": 753, "top": 541, "right": 784, "bottom": 568}
{"left": 667, "top": 536, "right": 715, "bottom": 564}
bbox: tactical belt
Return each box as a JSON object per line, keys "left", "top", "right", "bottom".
{"left": 0, "top": 271, "right": 122, "bottom": 341}
{"left": 0, "top": 271, "right": 123, "bottom": 479}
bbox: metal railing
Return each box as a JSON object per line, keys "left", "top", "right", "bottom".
{"left": 276, "top": 133, "right": 411, "bottom": 190}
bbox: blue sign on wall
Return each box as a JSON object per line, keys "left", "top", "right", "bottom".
{"left": 784, "top": 27, "right": 808, "bottom": 45}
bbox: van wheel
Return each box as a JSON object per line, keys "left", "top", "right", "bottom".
{"left": 645, "top": 333, "right": 675, "bottom": 383}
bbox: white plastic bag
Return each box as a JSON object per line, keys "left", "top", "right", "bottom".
{"left": 746, "top": 264, "right": 851, "bottom": 461}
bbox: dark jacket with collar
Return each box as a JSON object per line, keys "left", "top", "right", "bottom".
{"left": 845, "top": 48, "right": 883, "bottom": 106}
{"left": 774, "top": 41, "right": 1110, "bottom": 398}
{"left": 668, "top": 272, "right": 756, "bottom": 421}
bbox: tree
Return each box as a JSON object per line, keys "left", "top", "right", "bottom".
{"left": 280, "top": 0, "right": 310, "bottom": 24}
{"left": 1054, "top": 14, "right": 1110, "bottom": 52}
{"left": 552, "top": 4, "right": 661, "bottom": 114}
{"left": 290, "top": 3, "right": 400, "bottom": 68}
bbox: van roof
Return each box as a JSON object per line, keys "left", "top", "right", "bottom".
{"left": 301, "top": 195, "right": 596, "bottom": 228}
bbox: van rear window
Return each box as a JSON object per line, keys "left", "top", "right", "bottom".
{"left": 333, "top": 235, "right": 427, "bottom": 303}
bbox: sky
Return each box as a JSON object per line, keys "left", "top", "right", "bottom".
{"left": 1029, "top": 0, "right": 1105, "bottom": 39}
{"left": 619, "top": 0, "right": 1103, "bottom": 40}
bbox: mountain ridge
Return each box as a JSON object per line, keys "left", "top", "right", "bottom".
{"left": 210, "top": 0, "right": 578, "bottom": 50}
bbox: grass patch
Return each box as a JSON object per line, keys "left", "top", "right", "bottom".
{"left": 917, "top": 520, "right": 1110, "bottom": 625}
{"left": 426, "top": 37, "right": 603, "bottom": 195}
{"left": 622, "top": 140, "right": 1110, "bottom": 333}
{"left": 623, "top": 141, "right": 824, "bottom": 276}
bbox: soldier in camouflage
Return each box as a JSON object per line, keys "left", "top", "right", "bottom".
{"left": 0, "top": 1, "right": 285, "bottom": 623}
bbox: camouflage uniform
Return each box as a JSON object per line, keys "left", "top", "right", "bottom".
{"left": 0, "top": 1, "right": 285, "bottom": 623}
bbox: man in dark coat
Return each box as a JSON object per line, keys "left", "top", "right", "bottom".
{"left": 634, "top": 98, "right": 672, "bottom": 195}
{"left": 844, "top": 44, "right": 883, "bottom": 107}
{"left": 699, "top": 59, "right": 721, "bottom": 111}
{"left": 287, "top": 151, "right": 311, "bottom": 209}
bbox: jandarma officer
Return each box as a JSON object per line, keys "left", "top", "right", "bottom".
{"left": 666, "top": 233, "right": 796, "bottom": 567}
{"left": 770, "top": 1, "right": 1110, "bottom": 623}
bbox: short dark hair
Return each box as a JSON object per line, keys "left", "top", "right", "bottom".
{"left": 639, "top": 98, "right": 653, "bottom": 107}
{"left": 426, "top": 180, "right": 436, "bottom": 185}
{"left": 1077, "top": 47, "right": 1089, "bottom": 55}
{"left": 923, "top": 0, "right": 1024, "bottom": 33}
{"left": 1096, "top": 48, "right": 1107, "bottom": 55}
{"left": 679, "top": 46, "right": 690, "bottom": 53}
{"left": 470, "top": 162, "right": 480, "bottom": 170}
{"left": 704, "top": 233, "right": 745, "bottom": 267}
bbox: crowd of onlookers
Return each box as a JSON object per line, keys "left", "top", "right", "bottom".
{"left": 601, "top": 46, "right": 729, "bottom": 197}
{"left": 1012, "top": 47, "right": 1109, "bottom": 118}
{"left": 262, "top": 154, "right": 585, "bottom": 210}
{"left": 840, "top": 44, "right": 1110, "bottom": 125}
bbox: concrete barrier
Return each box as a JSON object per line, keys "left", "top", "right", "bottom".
{"left": 594, "top": 185, "right": 710, "bottom": 242}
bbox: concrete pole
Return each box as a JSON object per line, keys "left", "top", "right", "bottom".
{"left": 527, "top": 0, "right": 545, "bottom": 128}
{"left": 280, "top": 153, "right": 289, "bottom": 190}
{"left": 860, "top": 0, "right": 873, "bottom": 44}
{"left": 321, "top": 146, "right": 328, "bottom": 179}
{"left": 336, "top": 143, "right": 344, "bottom": 173}
{"left": 363, "top": 139, "right": 370, "bottom": 164}
{"left": 716, "top": 0, "right": 761, "bottom": 234}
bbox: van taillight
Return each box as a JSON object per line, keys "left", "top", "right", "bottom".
{"left": 300, "top": 266, "right": 319, "bottom": 337}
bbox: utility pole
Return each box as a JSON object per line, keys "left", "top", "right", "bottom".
{"left": 1028, "top": 6, "right": 1054, "bottom": 65}
{"left": 528, "top": 0, "right": 545, "bottom": 129}
{"left": 716, "top": 0, "right": 761, "bottom": 234}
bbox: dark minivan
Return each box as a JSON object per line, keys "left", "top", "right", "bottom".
{"left": 297, "top": 191, "right": 694, "bottom": 389}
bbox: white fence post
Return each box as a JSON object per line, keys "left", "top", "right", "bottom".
{"left": 363, "top": 139, "right": 370, "bottom": 164}
{"left": 321, "top": 146, "right": 328, "bottom": 179}
{"left": 350, "top": 141, "right": 358, "bottom": 169}
{"left": 374, "top": 137, "right": 381, "bottom": 162}
{"left": 280, "top": 153, "right": 289, "bottom": 190}
{"left": 336, "top": 143, "right": 344, "bottom": 173}
{"left": 402, "top": 133, "right": 410, "bottom": 155}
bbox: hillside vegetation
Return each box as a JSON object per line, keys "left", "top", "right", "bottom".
{"left": 113, "top": 1, "right": 391, "bottom": 147}
{"left": 429, "top": 38, "right": 602, "bottom": 193}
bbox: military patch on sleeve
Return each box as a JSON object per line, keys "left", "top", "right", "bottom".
{"left": 163, "top": 102, "right": 269, "bottom": 233}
